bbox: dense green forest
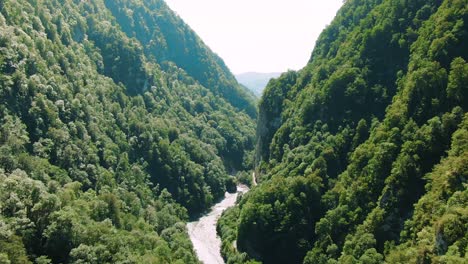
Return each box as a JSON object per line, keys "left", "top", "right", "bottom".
{"left": 2, "top": 0, "right": 467, "bottom": 263}
{"left": 0, "top": 0, "right": 256, "bottom": 262}
{"left": 219, "top": 0, "right": 468, "bottom": 263}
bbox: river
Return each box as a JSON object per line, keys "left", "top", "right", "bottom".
{"left": 187, "top": 185, "right": 249, "bottom": 264}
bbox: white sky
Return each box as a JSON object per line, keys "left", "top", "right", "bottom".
{"left": 164, "top": 0, "right": 343, "bottom": 74}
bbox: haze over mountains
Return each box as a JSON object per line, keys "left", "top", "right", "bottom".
{"left": 236, "top": 72, "right": 282, "bottom": 97}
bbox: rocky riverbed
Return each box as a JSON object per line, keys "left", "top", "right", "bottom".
{"left": 187, "top": 185, "right": 249, "bottom": 264}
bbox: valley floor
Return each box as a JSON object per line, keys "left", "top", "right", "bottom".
{"left": 187, "top": 185, "right": 249, "bottom": 264}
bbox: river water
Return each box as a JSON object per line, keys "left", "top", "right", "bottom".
{"left": 187, "top": 185, "right": 249, "bottom": 264}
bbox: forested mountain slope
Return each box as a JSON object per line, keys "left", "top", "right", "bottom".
{"left": 219, "top": 0, "right": 468, "bottom": 263}
{"left": 0, "top": 0, "right": 255, "bottom": 262}
{"left": 102, "top": 0, "right": 257, "bottom": 117}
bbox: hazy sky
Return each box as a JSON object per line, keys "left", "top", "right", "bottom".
{"left": 164, "top": 0, "right": 343, "bottom": 74}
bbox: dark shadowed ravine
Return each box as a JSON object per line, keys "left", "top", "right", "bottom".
{"left": 187, "top": 185, "right": 249, "bottom": 264}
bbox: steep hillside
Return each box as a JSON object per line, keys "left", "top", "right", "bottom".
{"left": 0, "top": 0, "right": 255, "bottom": 262}
{"left": 219, "top": 0, "right": 468, "bottom": 263}
{"left": 236, "top": 72, "right": 282, "bottom": 97}
{"left": 103, "top": 0, "right": 257, "bottom": 118}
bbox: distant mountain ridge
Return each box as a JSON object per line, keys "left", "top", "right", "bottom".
{"left": 236, "top": 72, "right": 282, "bottom": 96}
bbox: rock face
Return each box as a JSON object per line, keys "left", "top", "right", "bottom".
{"left": 255, "top": 71, "right": 297, "bottom": 165}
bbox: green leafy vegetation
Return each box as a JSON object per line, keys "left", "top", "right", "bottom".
{"left": 2, "top": 0, "right": 467, "bottom": 263}
{"left": 0, "top": 0, "right": 255, "bottom": 262}
{"left": 220, "top": 0, "right": 468, "bottom": 263}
